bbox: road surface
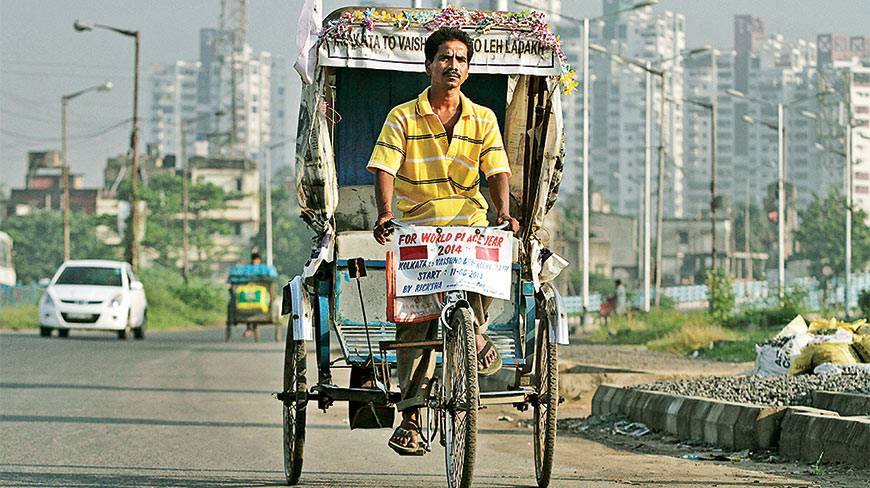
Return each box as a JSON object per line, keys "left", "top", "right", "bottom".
{"left": 1, "top": 328, "right": 824, "bottom": 487}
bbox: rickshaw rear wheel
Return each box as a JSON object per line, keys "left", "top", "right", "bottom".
{"left": 533, "top": 303, "right": 559, "bottom": 488}
{"left": 282, "top": 338, "right": 307, "bottom": 485}
{"left": 442, "top": 306, "right": 478, "bottom": 488}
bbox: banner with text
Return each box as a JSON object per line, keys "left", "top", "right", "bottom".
{"left": 319, "top": 26, "right": 560, "bottom": 76}
{"left": 394, "top": 226, "right": 513, "bottom": 300}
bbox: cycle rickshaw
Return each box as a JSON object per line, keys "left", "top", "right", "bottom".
{"left": 278, "top": 6, "right": 571, "bottom": 487}
{"left": 226, "top": 263, "right": 282, "bottom": 342}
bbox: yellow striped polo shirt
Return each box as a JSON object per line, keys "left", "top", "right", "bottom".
{"left": 367, "top": 88, "right": 511, "bottom": 227}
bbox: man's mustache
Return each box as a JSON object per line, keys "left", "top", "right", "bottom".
{"left": 443, "top": 69, "right": 460, "bottom": 76}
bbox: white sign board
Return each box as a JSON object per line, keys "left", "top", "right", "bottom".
{"left": 319, "top": 26, "right": 560, "bottom": 76}
{"left": 394, "top": 226, "right": 513, "bottom": 300}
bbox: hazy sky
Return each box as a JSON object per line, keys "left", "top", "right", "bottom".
{"left": 1, "top": 0, "right": 868, "bottom": 189}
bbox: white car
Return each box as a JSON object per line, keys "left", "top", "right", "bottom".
{"left": 39, "top": 260, "right": 147, "bottom": 340}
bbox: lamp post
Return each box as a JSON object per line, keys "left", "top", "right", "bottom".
{"left": 263, "top": 138, "right": 293, "bottom": 267}
{"left": 61, "top": 81, "right": 112, "bottom": 261}
{"left": 75, "top": 20, "right": 141, "bottom": 271}
{"left": 180, "top": 111, "right": 224, "bottom": 282}
{"left": 517, "top": 0, "right": 657, "bottom": 318}
{"left": 589, "top": 46, "right": 709, "bottom": 309}
{"left": 806, "top": 111, "right": 858, "bottom": 317}
{"left": 728, "top": 89, "right": 787, "bottom": 301}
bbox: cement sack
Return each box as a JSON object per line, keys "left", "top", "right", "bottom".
{"left": 773, "top": 315, "right": 808, "bottom": 339}
{"left": 754, "top": 332, "right": 813, "bottom": 376}
{"left": 853, "top": 334, "right": 870, "bottom": 363}
{"left": 807, "top": 317, "right": 865, "bottom": 334}
{"left": 788, "top": 342, "right": 861, "bottom": 375}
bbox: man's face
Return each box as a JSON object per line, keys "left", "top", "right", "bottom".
{"left": 426, "top": 40, "right": 469, "bottom": 90}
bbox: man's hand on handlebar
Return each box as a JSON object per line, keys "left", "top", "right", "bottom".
{"left": 496, "top": 213, "right": 520, "bottom": 235}
{"left": 373, "top": 211, "right": 394, "bottom": 245}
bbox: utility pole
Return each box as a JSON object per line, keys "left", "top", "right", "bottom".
{"left": 181, "top": 119, "right": 191, "bottom": 283}
{"left": 745, "top": 177, "right": 752, "bottom": 280}
{"left": 710, "top": 102, "right": 718, "bottom": 271}
{"left": 776, "top": 103, "right": 785, "bottom": 301}
{"left": 844, "top": 78, "right": 853, "bottom": 317}
{"left": 73, "top": 20, "right": 141, "bottom": 270}
{"left": 643, "top": 62, "right": 652, "bottom": 312}
{"left": 581, "top": 16, "right": 590, "bottom": 319}
{"left": 62, "top": 98, "right": 70, "bottom": 262}
{"left": 60, "top": 81, "right": 112, "bottom": 262}
{"left": 131, "top": 31, "right": 141, "bottom": 272}
{"left": 654, "top": 72, "right": 666, "bottom": 305}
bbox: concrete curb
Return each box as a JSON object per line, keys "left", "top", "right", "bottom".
{"left": 590, "top": 384, "right": 869, "bottom": 467}
{"left": 812, "top": 390, "right": 870, "bottom": 417}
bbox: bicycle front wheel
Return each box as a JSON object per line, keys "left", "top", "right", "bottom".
{"left": 442, "top": 306, "right": 478, "bottom": 488}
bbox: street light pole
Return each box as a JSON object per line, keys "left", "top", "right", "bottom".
{"left": 61, "top": 82, "right": 112, "bottom": 262}
{"left": 776, "top": 102, "right": 785, "bottom": 301}
{"left": 581, "top": 16, "right": 590, "bottom": 318}
{"left": 654, "top": 71, "right": 665, "bottom": 305}
{"left": 643, "top": 62, "right": 652, "bottom": 312}
{"left": 75, "top": 20, "right": 141, "bottom": 271}
{"left": 62, "top": 98, "right": 70, "bottom": 262}
{"left": 711, "top": 101, "right": 718, "bottom": 271}
{"left": 517, "top": 0, "right": 657, "bottom": 318}
{"left": 181, "top": 119, "right": 191, "bottom": 283}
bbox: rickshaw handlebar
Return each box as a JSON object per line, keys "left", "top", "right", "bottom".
{"left": 385, "top": 219, "right": 510, "bottom": 232}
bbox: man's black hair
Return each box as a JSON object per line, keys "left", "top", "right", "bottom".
{"left": 425, "top": 27, "right": 474, "bottom": 64}
{"left": 615, "top": 279, "right": 622, "bottom": 286}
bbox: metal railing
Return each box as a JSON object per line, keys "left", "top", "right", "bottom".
{"left": 0, "top": 284, "right": 44, "bottom": 308}
{"left": 563, "top": 272, "right": 870, "bottom": 314}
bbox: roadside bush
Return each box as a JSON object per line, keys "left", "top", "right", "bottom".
{"left": 139, "top": 266, "right": 225, "bottom": 329}
{"left": 647, "top": 322, "right": 737, "bottom": 356}
{"left": 706, "top": 268, "right": 735, "bottom": 325}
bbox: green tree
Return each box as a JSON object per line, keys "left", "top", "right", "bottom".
{"left": 250, "top": 167, "right": 315, "bottom": 278}
{"left": 793, "top": 190, "right": 870, "bottom": 280}
{"left": 118, "top": 172, "right": 232, "bottom": 273}
{"left": 0, "top": 211, "right": 119, "bottom": 283}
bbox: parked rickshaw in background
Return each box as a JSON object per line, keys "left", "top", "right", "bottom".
{"left": 278, "top": 5, "right": 573, "bottom": 487}
{"left": 226, "top": 263, "right": 282, "bottom": 342}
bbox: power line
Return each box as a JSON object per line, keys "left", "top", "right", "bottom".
{"left": 0, "top": 59, "right": 131, "bottom": 70}
{"left": 0, "top": 118, "right": 131, "bottom": 143}
{"left": 1, "top": 69, "right": 132, "bottom": 80}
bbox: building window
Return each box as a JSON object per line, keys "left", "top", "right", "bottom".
{"left": 236, "top": 178, "right": 243, "bottom": 192}
{"left": 679, "top": 231, "right": 689, "bottom": 245}
{"left": 857, "top": 186, "right": 869, "bottom": 194}
{"left": 235, "top": 223, "right": 242, "bottom": 235}
{"left": 856, "top": 172, "right": 869, "bottom": 180}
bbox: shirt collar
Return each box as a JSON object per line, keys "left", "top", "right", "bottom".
{"left": 416, "top": 87, "right": 474, "bottom": 119}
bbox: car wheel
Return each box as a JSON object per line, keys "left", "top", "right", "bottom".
{"left": 133, "top": 310, "right": 147, "bottom": 340}
{"left": 58, "top": 328, "right": 69, "bottom": 338}
{"left": 39, "top": 327, "right": 52, "bottom": 337}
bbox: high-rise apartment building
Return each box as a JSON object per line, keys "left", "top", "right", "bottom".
{"left": 148, "top": 61, "right": 201, "bottom": 159}
{"left": 559, "top": 1, "right": 686, "bottom": 218}
{"left": 147, "top": 28, "right": 272, "bottom": 162}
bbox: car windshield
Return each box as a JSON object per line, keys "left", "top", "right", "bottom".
{"left": 55, "top": 266, "right": 123, "bottom": 287}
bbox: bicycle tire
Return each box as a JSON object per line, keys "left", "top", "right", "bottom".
{"left": 282, "top": 338, "right": 307, "bottom": 485}
{"left": 533, "top": 304, "right": 559, "bottom": 487}
{"left": 442, "top": 306, "right": 478, "bottom": 488}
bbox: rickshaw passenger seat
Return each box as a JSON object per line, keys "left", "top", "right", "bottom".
{"left": 335, "top": 231, "right": 389, "bottom": 262}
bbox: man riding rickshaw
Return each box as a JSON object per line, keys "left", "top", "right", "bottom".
{"left": 279, "top": 6, "right": 572, "bottom": 487}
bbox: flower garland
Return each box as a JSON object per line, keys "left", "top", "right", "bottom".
{"left": 320, "top": 6, "right": 578, "bottom": 94}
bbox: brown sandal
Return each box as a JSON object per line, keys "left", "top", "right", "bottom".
{"left": 388, "top": 420, "right": 427, "bottom": 456}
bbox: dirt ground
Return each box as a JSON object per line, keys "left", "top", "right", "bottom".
{"left": 524, "top": 342, "right": 870, "bottom": 488}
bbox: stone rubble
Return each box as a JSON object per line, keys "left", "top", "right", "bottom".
{"left": 630, "top": 371, "right": 870, "bottom": 407}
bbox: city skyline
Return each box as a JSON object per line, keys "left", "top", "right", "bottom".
{"left": 1, "top": 0, "right": 867, "bottom": 189}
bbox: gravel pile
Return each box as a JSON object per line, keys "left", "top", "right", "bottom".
{"left": 631, "top": 371, "right": 870, "bottom": 407}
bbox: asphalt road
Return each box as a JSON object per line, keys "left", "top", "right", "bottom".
{"left": 0, "top": 328, "right": 821, "bottom": 487}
